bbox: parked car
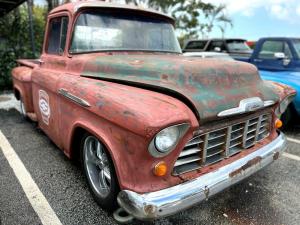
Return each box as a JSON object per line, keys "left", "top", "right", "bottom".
{"left": 183, "top": 38, "right": 252, "bottom": 58}
{"left": 12, "top": 1, "right": 295, "bottom": 222}
{"left": 183, "top": 52, "right": 234, "bottom": 60}
{"left": 235, "top": 37, "right": 300, "bottom": 124}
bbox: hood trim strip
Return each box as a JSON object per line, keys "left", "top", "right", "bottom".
{"left": 218, "top": 97, "right": 275, "bottom": 117}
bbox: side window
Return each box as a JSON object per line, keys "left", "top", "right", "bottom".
{"left": 185, "top": 41, "right": 207, "bottom": 50}
{"left": 258, "top": 41, "right": 283, "bottom": 59}
{"left": 47, "top": 16, "right": 68, "bottom": 55}
{"left": 207, "top": 41, "right": 224, "bottom": 51}
{"left": 284, "top": 42, "right": 292, "bottom": 58}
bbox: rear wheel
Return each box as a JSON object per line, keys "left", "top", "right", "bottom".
{"left": 81, "top": 134, "right": 119, "bottom": 211}
{"left": 20, "top": 97, "right": 27, "bottom": 119}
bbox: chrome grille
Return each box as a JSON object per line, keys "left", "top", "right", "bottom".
{"left": 173, "top": 114, "right": 271, "bottom": 175}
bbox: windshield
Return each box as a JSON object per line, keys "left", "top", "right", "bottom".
{"left": 70, "top": 10, "right": 181, "bottom": 54}
{"left": 292, "top": 39, "right": 300, "bottom": 58}
{"left": 226, "top": 40, "right": 251, "bottom": 52}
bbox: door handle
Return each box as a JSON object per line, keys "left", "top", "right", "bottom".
{"left": 253, "top": 59, "right": 262, "bottom": 62}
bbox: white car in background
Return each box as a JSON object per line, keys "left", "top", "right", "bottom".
{"left": 183, "top": 52, "right": 234, "bottom": 60}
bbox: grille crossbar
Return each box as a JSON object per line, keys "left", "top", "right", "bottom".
{"left": 173, "top": 114, "right": 271, "bottom": 175}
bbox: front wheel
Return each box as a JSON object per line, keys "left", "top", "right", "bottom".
{"left": 81, "top": 134, "right": 119, "bottom": 211}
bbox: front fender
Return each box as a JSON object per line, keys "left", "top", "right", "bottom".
{"left": 58, "top": 75, "right": 199, "bottom": 193}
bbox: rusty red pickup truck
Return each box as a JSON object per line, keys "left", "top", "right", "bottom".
{"left": 12, "top": 1, "right": 296, "bottom": 221}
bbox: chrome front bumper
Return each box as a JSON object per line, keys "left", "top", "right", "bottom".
{"left": 117, "top": 132, "right": 287, "bottom": 220}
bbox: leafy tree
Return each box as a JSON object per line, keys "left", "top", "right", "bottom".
{"left": 0, "top": 5, "right": 46, "bottom": 90}
{"left": 46, "top": 0, "right": 70, "bottom": 12}
{"left": 204, "top": 4, "right": 233, "bottom": 38}
{"left": 172, "top": 0, "right": 214, "bottom": 40}
{"left": 46, "top": 0, "right": 59, "bottom": 12}
{"left": 123, "top": 0, "right": 231, "bottom": 43}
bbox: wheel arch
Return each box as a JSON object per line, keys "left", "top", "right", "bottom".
{"left": 14, "top": 87, "right": 21, "bottom": 100}
{"left": 13, "top": 85, "right": 23, "bottom": 101}
{"left": 69, "top": 123, "right": 121, "bottom": 185}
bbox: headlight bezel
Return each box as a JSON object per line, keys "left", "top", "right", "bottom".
{"left": 275, "top": 94, "right": 296, "bottom": 117}
{"left": 148, "top": 123, "right": 190, "bottom": 158}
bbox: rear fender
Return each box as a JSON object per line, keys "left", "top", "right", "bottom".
{"left": 12, "top": 66, "right": 34, "bottom": 113}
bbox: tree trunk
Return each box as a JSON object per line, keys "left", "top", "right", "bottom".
{"left": 46, "top": 0, "right": 60, "bottom": 12}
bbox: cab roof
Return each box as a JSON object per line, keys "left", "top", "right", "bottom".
{"left": 49, "top": 0, "right": 173, "bottom": 22}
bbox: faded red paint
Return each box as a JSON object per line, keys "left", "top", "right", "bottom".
{"left": 11, "top": 1, "right": 296, "bottom": 194}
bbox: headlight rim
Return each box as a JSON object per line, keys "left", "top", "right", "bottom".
{"left": 148, "top": 123, "right": 190, "bottom": 158}
{"left": 275, "top": 94, "right": 296, "bottom": 116}
{"left": 154, "top": 126, "right": 180, "bottom": 153}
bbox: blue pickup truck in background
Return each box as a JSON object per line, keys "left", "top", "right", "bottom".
{"left": 235, "top": 37, "right": 300, "bottom": 124}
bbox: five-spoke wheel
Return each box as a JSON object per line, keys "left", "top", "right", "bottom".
{"left": 81, "top": 134, "right": 119, "bottom": 211}
{"left": 20, "top": 97, "right": 27, "bottom": 118}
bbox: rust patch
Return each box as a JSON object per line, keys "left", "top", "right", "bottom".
{"left": 145, "top": 126, "right": 161, "bottom": 138}
{"left": 273, "top": 152, "right": 280, "bottom": 160}
{"left": 96, "top": 100, "right": 105, "bottom": 108}
{"left": 161, "top": 74, "right": 168, "bottom": 80}
{"left": 123, "top": 110, "right": 135, "bottom": 117}
{"left": 229, "top": 156, "right": 262, "bottom": 178}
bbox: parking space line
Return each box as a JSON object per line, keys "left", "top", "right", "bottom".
{"left": 283, "top": 152, "right": 300, "bottom": 161}
{"left": 0, "top": 130, "right": 63, "bottom": 225}
{"left": 287, "top": 137, "right": 300, "bottom": 144}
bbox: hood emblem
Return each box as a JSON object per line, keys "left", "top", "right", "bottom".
{"left": 218, "top": 97, "right": 275, "bottom": 117}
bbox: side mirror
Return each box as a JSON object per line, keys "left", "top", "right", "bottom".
{"left": 214, "top": 47, "right": 221, "bottom": 52}
{"left": 274, "top": 52, "right": 285, "bottom": 59}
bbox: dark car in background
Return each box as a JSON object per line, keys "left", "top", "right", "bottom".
{"left": 183, "top": 38, "right": 252, "bottom": 58}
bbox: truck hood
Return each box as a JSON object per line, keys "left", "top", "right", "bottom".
{"left": 80, "top": 54, "right": 279, "bottom": 123}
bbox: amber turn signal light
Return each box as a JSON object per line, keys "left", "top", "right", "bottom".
{"left": 275, "top": 119, "right": 283, "bottom": 129}
{"left": 154, "top": 162, "right": 167, "bottom": 176}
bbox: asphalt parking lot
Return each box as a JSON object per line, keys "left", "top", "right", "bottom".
{"left": 0, "top": 94, "right": 299, "bottom": 225}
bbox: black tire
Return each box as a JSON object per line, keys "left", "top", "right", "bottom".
{"left": 280, "top": 105, "right": 292, "bottom": 130}
{"left": 80, "top": 133, "right": 119, "bottom": 211}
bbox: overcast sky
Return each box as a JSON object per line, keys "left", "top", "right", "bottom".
{"left": 35, "top": 0, "right": 300, "bottom": 41}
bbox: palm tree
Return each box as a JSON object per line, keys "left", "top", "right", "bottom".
{"left": 205, "top": 4, "right": 233, "bottom": 38}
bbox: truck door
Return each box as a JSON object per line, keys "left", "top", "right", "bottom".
{"left": 31, "top": 14, "right": 69, "bottom": 148}
{"left": 253, "top": 40, "right": 293, "bottom": 71}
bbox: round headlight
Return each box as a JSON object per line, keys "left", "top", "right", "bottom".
{"left": 154, "top": 126, "right": 180, "bottom": 153}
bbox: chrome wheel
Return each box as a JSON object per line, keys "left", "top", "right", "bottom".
{"left": 20, "top": 98, "right": 26, "bottom": 117}
{"left": 83, "top": 136, "right": 111, "bottom": 198}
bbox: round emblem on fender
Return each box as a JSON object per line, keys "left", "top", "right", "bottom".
{"left": 39, "top": 90, "right": 51, "bottom": 125}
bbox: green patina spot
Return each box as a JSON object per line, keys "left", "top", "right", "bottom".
{"left": 81, "top": 54, "right": 279, "bottom": 121}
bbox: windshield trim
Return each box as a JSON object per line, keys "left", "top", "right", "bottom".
{"left": 68, "top": 9, "right": 181, "bottom": 55}
{"left": 70, "top": 49, "right": 182, "bottom": 55}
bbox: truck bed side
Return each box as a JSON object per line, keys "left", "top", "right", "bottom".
{"left": 12, "top": 59, "right": 39, "bottom": 114}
